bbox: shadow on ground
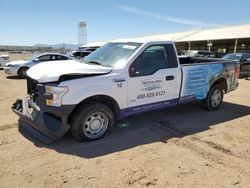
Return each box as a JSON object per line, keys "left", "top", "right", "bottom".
{"left": 6, "top": 75, "right": 25, "bottom": 80}
{"left": 19, "top": 101, "right": 250, "bottom": 158}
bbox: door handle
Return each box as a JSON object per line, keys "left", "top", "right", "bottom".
{"left": 166, "top": 75, "right": 174, "bottom": 81}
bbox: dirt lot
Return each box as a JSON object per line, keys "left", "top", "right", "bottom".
{"left": 0, "top": 69, "right": 250, "bottom": 187}
{"left": 1, "top": 52, "right": 32, "bottom": 61}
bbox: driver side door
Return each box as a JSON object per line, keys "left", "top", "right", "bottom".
{"left": 127, "top": 44, "right": 181, "bottom": 112}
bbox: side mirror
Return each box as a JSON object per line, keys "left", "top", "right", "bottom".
{"left": 33, "top": 58, "right": 39, "bottom": 62}
{"left": 129, "top": 67, "right": 140, "bottom": 77}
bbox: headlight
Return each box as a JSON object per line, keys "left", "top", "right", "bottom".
{"left": 45, "top": 86, "right": 68, "bottom": 107}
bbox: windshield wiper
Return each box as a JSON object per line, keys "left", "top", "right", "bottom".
{"left": 85, "top": 60, "right": 112, "bottom": 67}
{"left": 87, "top": 60, "right": 102, "bottom": 66}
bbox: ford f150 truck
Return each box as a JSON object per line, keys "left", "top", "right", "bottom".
{"left": 12, "top": 41, "right": 239, "bottom": 143}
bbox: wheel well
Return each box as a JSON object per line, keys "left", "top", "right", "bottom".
{"left": 70, "top": 95, "right": 121, "bottom": 121}
{"left": 212, "top": 78, "right": 227, "bottom": 92}
{"left": 17, "top": 66, "right": 29, "bottom": 74}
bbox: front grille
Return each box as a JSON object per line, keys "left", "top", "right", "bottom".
{"left": 27, "top": 77, "right": 39, "bottom": 100}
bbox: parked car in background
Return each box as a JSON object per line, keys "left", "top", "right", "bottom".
{"left": 79, "top": 41, "right": 106, "bottom": 52}
{"left": 184, "top": 50, "right": 214, "bottom": 58}
{"left": 69, "top": 50, "right": 92, "bottom": 59}
{"left": 70, "top": 42, "right": 105, "bottom": 59}
{"left": 4, "top": 53, "right": 73, "bottom": 77}
{"left": 222, "top": 53, "right": 250, "bottom": 78}
{"left": 79, "top": 46, "right": 100, "bottom": 52}
{"left": 0, "top": 54, "right": 10, "bottom": 68}
{"left": 70, "top": 46, "right": 100, "bottom": 59}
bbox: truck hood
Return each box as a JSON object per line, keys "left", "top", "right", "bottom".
{"left": 27, "top": 60, "right": 112, "bottom": 83}
{"left": 5, "top": 60, "right": 28, "bottom": 66}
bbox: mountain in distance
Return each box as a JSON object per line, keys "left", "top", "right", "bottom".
{"left": 33, "top": 43, "right": 78, "bottom": 50}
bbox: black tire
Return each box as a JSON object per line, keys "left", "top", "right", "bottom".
{"left": 70, "top": 102, "right": 115, "bottom": 142}
{"left": 18, "top": 67, "right": 29, "bottom": 78}
{"left": 203, "top": 85, "right": 224, "bottom": 111}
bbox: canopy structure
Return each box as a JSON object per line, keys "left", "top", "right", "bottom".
{"left": 177, "top": 23, "right": 250, "bottom": 42}
{"left": 86, "top": 23, "right": 250, "bottom": 54}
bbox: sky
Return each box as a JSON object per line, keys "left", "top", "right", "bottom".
{"left": 1, "top": 0, "right": 250, "bottom": 46}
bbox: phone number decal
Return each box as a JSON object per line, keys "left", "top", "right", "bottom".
{"left": 137, "top": 91, "right": 166, "bottom": 100}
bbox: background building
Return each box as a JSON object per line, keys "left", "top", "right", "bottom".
{"left": 175, "top": 23, "right": 250, "bottom": 55}
{"left": 134, "top": 23, "right": 250, "bottom": 56}
{"left": 88, "top": 23, "right": 250, "bottom": 57}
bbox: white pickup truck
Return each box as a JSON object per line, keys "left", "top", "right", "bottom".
{"left": 12, "top": 40, "right": 239, "bottom": 143}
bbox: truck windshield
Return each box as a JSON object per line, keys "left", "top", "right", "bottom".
{"left": 84, "top": 42, "right": 142, "bottom": 67}
{"left": 222, "top": 54, "right": 242, "bottom": 61}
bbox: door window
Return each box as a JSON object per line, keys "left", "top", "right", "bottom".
{"left": 56, "top": 55, "right": 68, "bottom": 60}
{"left": 129, "top": 44, "right": 177, "bottom": 77}
{"left": 38, "top": 55, "right": 51, "bottom": 61}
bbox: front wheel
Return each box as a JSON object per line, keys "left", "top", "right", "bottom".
{"left": 203, "top": 85, "right": 224, "bottom": 111}
{"left": 70, "top": 102, "right": 115, "bottom": 142}
{"left": 18, "top": 67, "right": 29, "bottom": 78}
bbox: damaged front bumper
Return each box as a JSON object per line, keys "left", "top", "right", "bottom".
{"left": 12, "top": 97, "right": 72, "bottom": 144}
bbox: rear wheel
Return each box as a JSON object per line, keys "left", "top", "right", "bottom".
{"left": 70, "top": 102, "right": 115, "bottom": 142}
{"left": 203, "top": 85, "right": 224, "bottom": 111}
{"left": 18, "top": 67, "right": 29, "bottom": 78}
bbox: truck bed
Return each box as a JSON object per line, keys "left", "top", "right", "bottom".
{"left": 179, "top": 58, "right": 239, "bottom": 101}
{"left": 178, "top": 56, "right": 228, "bottom": 66}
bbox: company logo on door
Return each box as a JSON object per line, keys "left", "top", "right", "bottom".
{"left": 141, "top": 79, "right": 163, "bottom": 91}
